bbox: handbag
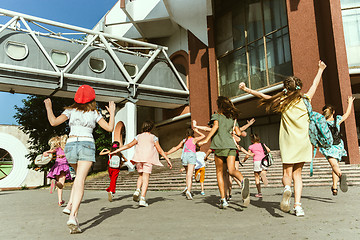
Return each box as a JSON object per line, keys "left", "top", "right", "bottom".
{"left": 260, "top": 143, "right": 273, "bottom": 167}
{"left": 34, "top": 153, "right": 53, "bottom": 166}
{"left": 109, "top": 155, "right": 121, "bottom": 168}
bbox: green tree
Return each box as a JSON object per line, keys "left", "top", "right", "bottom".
{"left": 14, "top": 95, "right": 111, "bottom": 172}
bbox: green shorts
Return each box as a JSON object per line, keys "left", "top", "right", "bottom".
{"left": 214, "top": 149, "right": 237, "bottom": 158}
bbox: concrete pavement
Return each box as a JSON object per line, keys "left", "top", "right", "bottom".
{"left": 1, "top": 186, "right": 359, "bottom": 239}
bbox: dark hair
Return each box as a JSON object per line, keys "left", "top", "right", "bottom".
{"left": 185, "top": 128, "right": 194, "bottom": 139}
{"left": 65, "top": 100, "right": 97, "bottom": 112}
{"left": 142, "top": 120, "right": 154, "bottom": 132}
{"left": 250, "top": 133, "right": 260, "bottom": 143}
{"left": 322, "top": 104, "right": 335, "bottom": 120}
{"left": 260, "top": 76, "right": 303, "bottom": 113}
{"left": 216, "top": 96, "right": 240, "bottom": 120}
{"left": 110, "top": 141, "right": 120, "bottom": 151}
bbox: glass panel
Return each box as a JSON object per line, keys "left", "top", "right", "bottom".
{"left": 89, "top": 57, "right": 106, "bottom": 73}
{"left": 218, "top": 48, "right": 248, "bottom": 98}
{"left": 124, "top": 63, "right": 137, "bottom": 77}
{"left": 266, "top": 28, "right": 293, "bottom": 84}
{"left": 341, "top": 0, "right": 360, "bottom": 9}
{"left": 232, "top": 5, "right": 246, "bottom": 48}
{"left": 263, "top": 0, "right": 288, "bottom": 34}
{"left": 6, "top": 41, "right": 28, "bottom": 60}
{"left": 248, "top": 39, "right": 267, "bottom": 89}
{"left": 0, "top": 148, "right": 13, "bottom": 180}
{"left": 215, "top": 11, "right": 234, "bottom": 57}
{"left": 342, "top": 8, "right": 360, "bottom": 67}
{"left": 51, "top": 50, "right": 69, "bottom": 67}
{"left": 246, "top": 0, "right": 263, "bottom": 42}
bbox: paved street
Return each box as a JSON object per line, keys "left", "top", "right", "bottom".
{"left": 1, "top": 186, "right": 359, "bottom": 239}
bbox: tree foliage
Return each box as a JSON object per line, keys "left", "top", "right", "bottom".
{"left": 14, "top": 95, "right": 112, "bottom": 172}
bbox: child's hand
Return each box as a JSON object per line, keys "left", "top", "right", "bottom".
{"left": 198, "top": 140, "right": 207, "bottom": 146}
{"left": 167, "top": 160, "right": 172, "bottom": 169}
{"left": 348, "top": 96, "right": 355, "bottom": 104}
{"left": 247, "top": 118, "right": 255, "bottom": 125}
{"left": 318, "top": 60, "right": 326, "bottom": 70}
{"left": 180, "top": 167, "right": 185, "bottom": 173}
{"left": 44, "top": 98, "right": 52, "bottom": 109}
{"left": 239, "top": 82, "right": 246, "bottom": 90}
{"left": 192, "top": 120, "right": 197, "bottom": 128}
{"left": 43, "top": 152, "right": 49, "bottom": 157}
{"left": 106, "top": 101, "right": 116, "bottom": 115}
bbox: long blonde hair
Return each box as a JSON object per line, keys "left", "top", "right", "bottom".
{"left": 261, "top": 76, "right": 303, "bottom": 113}
{"left": 64, "top": 100, "right": 97, "bottom": 112}
{"left": 48, "top": 135, "right": 68, "bottom": 150}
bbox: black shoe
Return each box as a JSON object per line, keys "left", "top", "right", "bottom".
{"left": 339, "top": 174, "right": 348, "bottom": 192}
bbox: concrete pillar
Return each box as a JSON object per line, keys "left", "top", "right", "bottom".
{"left": 114, "top": 101, "right": 137, "bottom": 160}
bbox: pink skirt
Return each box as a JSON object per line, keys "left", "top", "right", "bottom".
{"left": 47, "top": 161, "right": 72, "bottom": 180}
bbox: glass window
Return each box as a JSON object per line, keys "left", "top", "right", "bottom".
{"left": 215, "top": 0, "right": 291, "bottom": 99}
{"left": 51, "top": 50, "right": 70, "bottom": 67}
{"left": 0, "top": 148, "right": 13, "bottom": 180}
{"left": 124, "top": 63, "right": 138, "bottom": 77}
{"left": 341, "top": 2, "right": 360, "bottom": 68}
{"left": 89, "top": 57, "right": 106, "bottom": 73}
{"left": 5, "top": 41, "right": 28, "bottom": 60}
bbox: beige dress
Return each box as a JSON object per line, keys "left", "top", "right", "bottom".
{"left": 279, "top": 97, "right": 312, "bottom": 164}
{"left": 132, "top": 132, "right": 163, "bottom": 166}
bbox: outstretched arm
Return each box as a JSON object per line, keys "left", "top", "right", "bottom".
{"left": 166, "top": 140, "right": 184, "bottom": 155}
{"left": 193, "top": 120, "right": 212, "bottom": 131}
{"left": 194, "top": 128, "right": 205, "bottom": 142}
{"left": 198, "top": 120, "right": 219, "bottom": 146}
{"left": 238, "top": 146, "right": 254, "bottom": 156}
{"left": 239, "top": 83, "right": 272, "bottom": 100}
{"left": 110, "top": 139, "right": 137, "bottom": 155}
{"left": 339, "top": 96, "right": 355, "bottom": 124}
{"left": 155, "top": 141, "right": 172, "bottom": 169}
{"left": 306, "top": 60, "right": 327, "bottom": 99}
{"left": 99, "top": 149, "right": 110, "bottom": 156}
{"left": 239, "top": 118, "right": 255, "bottom": 131}
{"left": 44, "top": 98, "right": 68, "bottom": 126}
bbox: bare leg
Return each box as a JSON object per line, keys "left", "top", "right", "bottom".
{"left": 136, "top": 173, "right": 143, "bottom": 190}
{"left": 200, "top": 181, "right": 204, "bottom": 193}
{"left": 57, "top": 173, "right": 66, "bottom": 204}
{"left": 140, "top": 173, "right": 150, "bottom": 198}
{"left": 328, "top": 158, "right": 341, "bottom": 189}
{"left": 282, "top": 163, "right": 293, "bottom": 187}
{"left": 186, "top": 164, "right": 195, "bottom": 192}
{"left": 232, "top": 161, "right": 242, "bottom": 188}
{"left": 68, "top": 161, "right": 93, "bottom": 220}
{"left": 292, "top": 162, "right": 305, "bottom": 207}
{"left": 214, "top": 155, "right": 225, "bottom": 199}
{"left": 65, "top": 164, "right": 78, "bottom": 211}
{"left": 226, "top": 156, "right": 244, "bottom": 182}
{"left": 254, "top": 172, "right": 261, "bottom": 194}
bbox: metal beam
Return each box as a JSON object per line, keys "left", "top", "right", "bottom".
{"left": 0, "top": 16, "right": 18, "bottom": 34}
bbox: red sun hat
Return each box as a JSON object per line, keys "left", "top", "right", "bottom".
{"left": 74, "top": 85, "right": 96, "bottom": 104}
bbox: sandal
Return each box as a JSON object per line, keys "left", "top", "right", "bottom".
{"left": 331, "top": 187, "right": 338, "bottom": 196}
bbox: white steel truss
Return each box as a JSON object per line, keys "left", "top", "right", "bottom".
{"left": 0, "top": 8, "right": 189, "bottom": 98}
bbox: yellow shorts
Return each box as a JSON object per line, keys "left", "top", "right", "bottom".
{"left": 195, "top": 167, "right": 205, "bottom": 183}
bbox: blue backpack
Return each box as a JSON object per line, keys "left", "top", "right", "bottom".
{"left": 303, "top": 97, "right": 333, "bottom": 176}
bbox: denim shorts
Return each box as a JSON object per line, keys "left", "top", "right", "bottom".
{"left": 64, "top": 141, "right": 96, "bottom": 164}
{"left": 181, "top": 151, "right": 197, "bottom": 166}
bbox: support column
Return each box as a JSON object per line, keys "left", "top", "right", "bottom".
{"left": 114, "top": 101, "right": 137, "bottom": 160}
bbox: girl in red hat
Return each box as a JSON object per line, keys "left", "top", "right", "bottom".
{"left": 44, "top": 85, "right": 115, "bottom": 234}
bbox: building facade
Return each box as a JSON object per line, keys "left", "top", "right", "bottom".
{"left": 98, "top": 0, "right": 359, "bottom": 164}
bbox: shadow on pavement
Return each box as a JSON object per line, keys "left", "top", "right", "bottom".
{"left": 81, "top": 198, "right": 101, "bottom": 204}
{"left": 249, "top": 195, "right": 284, "bottom": 218}
{"left": 80, "top": 204, "right": 135, "bottom": 232}
{"left": 112, "top": 194, "right": 132, "bottom": 202}
{"left": 274, "top": 193, "right": 334, "bottom": 204}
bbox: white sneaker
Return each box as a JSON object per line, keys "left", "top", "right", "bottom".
{"left": 67, "top": 218, "right": 82, "bottom": 234}
{"left": 219, "top": 199, "right": 229, "bottom": 209}
{"left": 195, "top": 173, "right": 200, "bottom": 182}
{"left": 182, "top": 187, "right": 188, "bottom": 195}
{"left": 133, "top": 189, "right": 140, "bottom": 202}
{"left": 294, "top": 205, "right": 305, "bottom": 217}
{"left": 280, "top": 187, "right": 292, "bottom": 213}
{"left": 139, "top": 197, "right": 148, "bottom": 207}
{"left": 185, "top": 190, "right": 193, "bottom": 200}
{"left": 62, "top": 207, "right": 71, "bottom": 215}
{"left": 124, "top": 161, "right": 135, "bottom": 172}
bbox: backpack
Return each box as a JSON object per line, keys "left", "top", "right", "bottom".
{"left": 109, "top": 155, "right": 121, "bottom": 168}
{"left": 260, "top": 143, "right": 273, "bottom": 167}
{"left": 303, "top": 97, "right": 333, "bottom": 176}
{"left": 327, "top": 116, "right": 341, "bottom": 145}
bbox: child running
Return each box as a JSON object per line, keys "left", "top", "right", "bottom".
{"left": 100, "top": 141, "right": 130, "bottom": 202}
{"left": 166, "top": 127, "right": 205, "bottom": 200}
{"left": 198, "top": 96, "right": 252, "bottom": 209}
{"left": 194, "top": 145, "right": 206, "bottom": 195}
{"left": 110, "top": 120, "right": 172, "bottom": 207}
{"left": 320, "top": 96, "right": 354, "bottom": 195}
{"left": 241, "top": 133, "right": 270, "bottom": 198}
{"left": 43, "top": 135, "right": 72, "bottom": 206}
{"left": 239, "top": 60, "right": 327, "bottom": 216}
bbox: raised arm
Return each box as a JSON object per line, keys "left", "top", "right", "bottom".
{"left": 192, "top": 120, "right": 212, "bottom": 131}
{"left": 44, "top": 98, "right": 68, "bottom": 126}
{"left": 339, "top": 96, "right": 355, "bottom": 124}
{"left": 110, "top": 139, "right": 137, "bottom": 155}
{"left": 97, "top": 101, "right": 116, "bottom": 132}
{"left": 198, "top": 120, "right": 219, "bottom": 146}
{"left": 166, "top": 140, "right": 184, "bottom": 155}
{"left": 99, "top": 148, "right": 110, "bottom": 156}
{"left": 239, "top": 118, "right": 255, "bottom": 131}
{"left": 306, "top": 60, "right": 327, "bottom": 99}
{"left": 155, "top": 141, "right": 172, "bottom": 169}
{"left": 194, "top": 128, "right": 205, "bottom": 142}
{"left": 239, "top": 82, "right": 272, "bottom": 100}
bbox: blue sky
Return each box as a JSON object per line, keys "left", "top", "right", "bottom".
{"left": 0, "top": 0, "right": 118, "bottom": 124}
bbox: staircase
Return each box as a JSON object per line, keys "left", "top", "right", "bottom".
{"left": 84, "top": 150, "right": 360, "bottom": 191}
